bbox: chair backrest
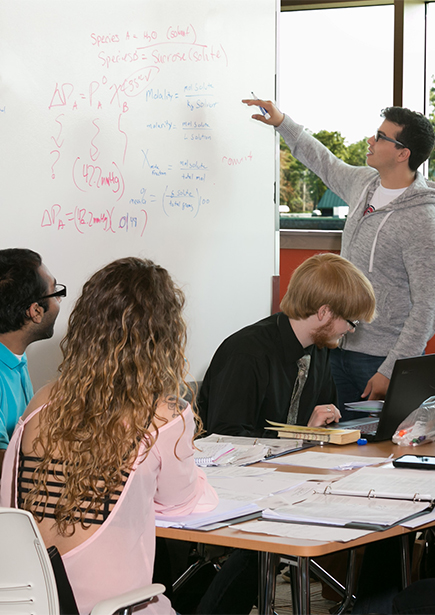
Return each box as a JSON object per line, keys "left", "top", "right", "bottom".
{"left": 0, "top": 507, "right": 60, "bottom": 615}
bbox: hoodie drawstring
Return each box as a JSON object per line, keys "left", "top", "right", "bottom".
{"left": 368, "top": 211, "right": 394, "bottom": 273}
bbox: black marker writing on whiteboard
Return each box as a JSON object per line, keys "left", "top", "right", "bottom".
{"left": 251, "top": 92, "right": 270, "bottom": 119}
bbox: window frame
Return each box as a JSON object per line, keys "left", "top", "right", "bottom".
{"left": 278, "top": 0, "right": 434, "bottom": 230}
{"left": 280, "top": 0, "right": 432, "bottom": 110}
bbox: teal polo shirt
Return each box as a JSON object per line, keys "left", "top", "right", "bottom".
{"left": 0, "top": 342, "right": 33, "bottom": 449}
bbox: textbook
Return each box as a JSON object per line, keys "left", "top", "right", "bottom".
{"left": 265, "top": 421, "right": 361, "bottom": 445}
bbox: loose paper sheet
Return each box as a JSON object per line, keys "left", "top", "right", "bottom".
{"left": 231, "top": 519, "right": 372, "bottom": 542}
{"left": 264, "top": 451, "right": 391, "bottom": 470}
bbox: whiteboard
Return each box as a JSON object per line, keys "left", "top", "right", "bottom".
{"left": 0, "top": 0, "right": 277, "bottom": 389}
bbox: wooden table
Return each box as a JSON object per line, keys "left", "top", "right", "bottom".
{"left": 157, "top": 440, "right": 435, "bottom": 614}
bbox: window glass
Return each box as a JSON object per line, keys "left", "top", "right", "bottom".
{"left": 427, "top": 2, "right": 435, "bottom": 181}
{"left": 279, "top": 6, "right": 394, "bottom": 226}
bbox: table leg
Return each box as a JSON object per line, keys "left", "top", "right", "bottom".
{"left": 285, "top": 556, "right": 311, "bottom": 614}
{"left": 258, "top": 552, "right": 279, "bottom": 615}
{"left": 289, "top": 565, "right": 300, "bottom": 614}
{"left": 334, "top": 548, "right": 357, "bottom": 615}
{"left": 295, "top": 556, "right": 311, "bottom": 614}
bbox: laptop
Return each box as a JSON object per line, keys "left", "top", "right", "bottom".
{"left": 337, "top": 354, "right": 435, "bottom": 442}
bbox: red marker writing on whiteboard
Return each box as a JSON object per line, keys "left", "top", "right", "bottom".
{"left": 251, "top": 92, "right": 271, "bottom": 120}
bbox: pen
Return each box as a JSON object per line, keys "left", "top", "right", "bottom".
{"left": 251, "top": 92, "right": 271, "bottom": 120}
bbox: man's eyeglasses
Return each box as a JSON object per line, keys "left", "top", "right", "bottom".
{"left": 346, "top": 319, "right": 359, "bottom": 330}
{"left": 375, "top": 130, "right": 407, "bottom": 149}
{"left": 39, "top": 284, "right": 67, "bottom": 301}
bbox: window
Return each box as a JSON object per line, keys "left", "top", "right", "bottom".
{"left": 279, "top": 5, "right": 394, "bottom": 228}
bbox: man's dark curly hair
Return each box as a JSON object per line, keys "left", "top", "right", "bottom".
{"left": 0, "top": 248, "right": 48, "bottom": 333}
{"left": 381, "top": 107, "right": 435, "bottom": 172}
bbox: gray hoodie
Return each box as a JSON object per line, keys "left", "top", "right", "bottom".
{"left": 277, "top": 114, "right": 435, "bottom": 379}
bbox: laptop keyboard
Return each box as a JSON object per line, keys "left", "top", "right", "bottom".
{"left": 353, "top": 420, "right": 379, "bottom": 435}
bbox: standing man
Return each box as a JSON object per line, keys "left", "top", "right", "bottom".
{"left": 243, "top": 99, "right": 435, "bottom": 416}
{"left": 0, "top": 248, "right": 64, "bottom": 471}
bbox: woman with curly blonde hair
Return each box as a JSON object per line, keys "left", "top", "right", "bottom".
{"left": 0, "top": 257, "right": 218, "bottom": 615}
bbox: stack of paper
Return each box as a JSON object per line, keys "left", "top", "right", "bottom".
{"left": 264, "top": 450, "right": 392, "bottom": 470}
{"left": 156, "top": 466, "right": 335, "bottom": 530}
{"left": 202, "top": 434, "right": 305, "bottom": 457}
{"left": 155, "top": 498, "right": 262, "bottom": 530}
{"left": 194, "top": 440, "right": 269, "bottom": 466}
{"left": 194, "top": 441, "right": 238, "bottom": 466}
{"left": 321, "top": 466, "right": 435, "bottom": 501}
{"left": 261, "top": 465, "right": 435, "bottom": 530}
{"left": 262, "top": 493, "right": 430, "bottom": 530}
{"left": 194, "top": 433, "right": 305, "bottom": 466}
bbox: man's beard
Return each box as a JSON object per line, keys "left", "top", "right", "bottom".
{"left": 311, "top": 319, "right": 341, "bottom": 350}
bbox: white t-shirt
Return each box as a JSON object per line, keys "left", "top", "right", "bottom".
{"left": 370, "top": 184, "right": 407, "bottom": 211}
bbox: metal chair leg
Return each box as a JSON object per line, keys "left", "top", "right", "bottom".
{"left": 310, "top": 558, "right": 347, "bottom": 598}
{"left": 282, "top": 552, "right": 357, "bottom": 615}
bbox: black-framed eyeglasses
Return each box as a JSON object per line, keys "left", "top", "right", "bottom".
{"left": 346, "top": 319, "right": 359, "bottom": 330}
{"left": 375, "top": 130, "right": 407, "bottom": 149}
{"left": 39, "top": 284, "right": 67, "bottom": 301}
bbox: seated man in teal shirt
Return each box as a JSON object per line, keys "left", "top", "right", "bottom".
{"left": 0, "top": 248, "right": 64, "bottom": 471}
{"left": 0, "top": 344, "right": 33, "bottom": 451}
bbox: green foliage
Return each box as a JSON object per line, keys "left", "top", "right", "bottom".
{"left": 306, "top": 131, "right": 347, "bottom": 205}
{"left": 279, "top": 137, "right": 307, "bottom": 212}
{"left": 345, "top": 139, "right": 369, "bottom": 167}
{"left": 280, "top": 129, "right": 368, "bottom": 211}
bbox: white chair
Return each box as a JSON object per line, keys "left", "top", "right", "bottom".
{"left": 0, "top": 507, "right": 165, "bottom": 615}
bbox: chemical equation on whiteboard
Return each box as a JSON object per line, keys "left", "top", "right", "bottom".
{"left": 94, "top": 25, "right": 228, "bottom": 71}
{"left": 162, "top": 186, "right": 209, "bottom": 218}
{"left": 48, "top": 22, "right": 226, "bottom": 113}
{"left": 49, "top": 77, "right": 218, "bottom": 113}
{"left": 41, "top": 204, "right": 148, "bottom": 237}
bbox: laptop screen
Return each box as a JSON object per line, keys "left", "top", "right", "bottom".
{"left": 375, "top": 353, "right": 435, "bottom": 441}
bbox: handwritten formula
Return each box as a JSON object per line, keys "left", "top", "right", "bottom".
{"left": 39, "top": 19, "right": 247, "bottom": 237}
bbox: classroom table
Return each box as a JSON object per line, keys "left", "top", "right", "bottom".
{"left": 156, "top": 439, "right": 435, "bottom": 615}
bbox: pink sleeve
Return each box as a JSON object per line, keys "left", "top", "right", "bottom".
{"left": 152, "top": 408, "right": 218, "bottom": 516}
{"left": 0, "top": 418, "right": 24, "bottom": 508}
{"left": 0, "top": 406, "right": 50, "bottom": 509}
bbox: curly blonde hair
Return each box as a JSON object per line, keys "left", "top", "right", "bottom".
{"left": 23, "top": 258, "right": 195, "bottom": 535}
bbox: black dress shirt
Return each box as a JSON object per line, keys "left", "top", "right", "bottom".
{"left": 197, "top": 313, "right": 337, "bottom": 437}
